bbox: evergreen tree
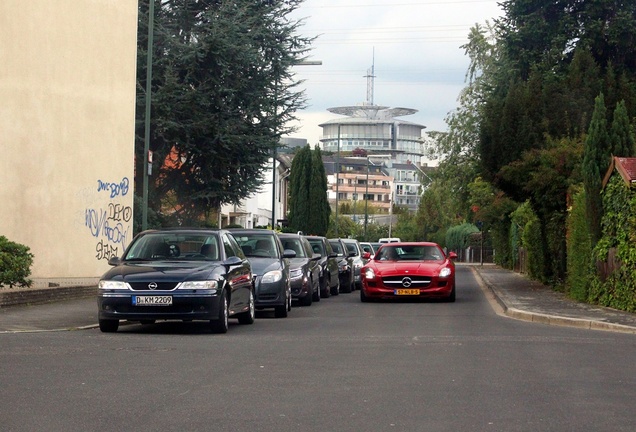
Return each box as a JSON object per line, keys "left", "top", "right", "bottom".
{"left": 287, "top": 146, "right": 312, "bottom": 232}
{"left": 135, "top": 0, "right": 313, "bottom": 224}
{"left": 583, "top": 93, "right": 611, "bottom": 245}
{"left": 307, "top": 146, "right": 330, "bottom": 236}
{"left": 610, "top": 100, "right": 636, "bottom": 157}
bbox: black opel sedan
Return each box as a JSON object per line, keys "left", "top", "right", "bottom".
{"left": 97, "top": 228, "right": 254, "bottom": 334}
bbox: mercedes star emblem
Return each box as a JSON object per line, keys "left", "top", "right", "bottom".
{"left": 401, "top": 277, "right": 412, "bottom": 288}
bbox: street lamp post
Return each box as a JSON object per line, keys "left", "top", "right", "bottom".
{"left": 364, "top": 157, "right": 369, "bottom": 240}
{"left": 335, "top": 124, "right": 341, "bottom": 237}
{"left": 142, "top": 0, "right": 155, "bottom": 232}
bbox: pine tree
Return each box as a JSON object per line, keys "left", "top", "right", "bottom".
{"left": 610, "top": 100, "right": 636, "bottom": 157}
{"left": 307, "top": 146, "right": 330, "bottom": 235}
{"left": 583, "top": 93, "right": 611, "bottom": 245}
{"left": 287, "top": 146, "right": 312, "bottom": 232}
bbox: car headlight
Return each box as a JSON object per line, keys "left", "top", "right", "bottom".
{"left": 439, "top": 267, "right": 452, "bottom": 278}
{"left": 98, "top": 280, "right": 130, "bottom": 290}
{"left": 290, "top": 268, "right": 303, "bottom": 279}
{"left": 177, "top": 280, "right": 219, "bottom": 291}
{"left": 364, "top": 268, "right": 376, "bottom": 280}
{"left": 262, "top": 270, "right": 283, "bottom": 283}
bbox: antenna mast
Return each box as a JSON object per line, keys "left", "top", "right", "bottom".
{"left": 364, "top": 49, "right": 375, "bottom": 105}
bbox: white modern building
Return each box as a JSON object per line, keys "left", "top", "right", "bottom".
{"left": 319, "top": 104, "right": 430, "bottom": 212}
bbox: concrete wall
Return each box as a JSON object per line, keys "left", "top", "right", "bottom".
{"left": 0, "top": 1, "right": 138, "bottom": 284}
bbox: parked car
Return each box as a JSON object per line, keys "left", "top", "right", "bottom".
{"left": 97, "top": 228, "right": 254, "bottom": 334}
{"left": 328, "top": 238, "right": 355, "bottom": 293}
{"left": 277, "top": 233, "right": 321, "bottom": 306}
{"left": 378, "top": 237, "right": 401, "bottom": 243}
{"left": 305, "top": 235, "right": 340, "bottom": 297}
{"left": 360, "top": 242, "right": 382, "bottom": 257}
{"left": 342, "top": 238, "right": 366, "bottom": 290}
{"left": 230, "top": 229, "right": 293, "bottom": 318}
{"left": 359, "top": 242, "right": 374, "bottom": 255}
{"left": 360, "top": 242, "right": 457, "bottom": 302}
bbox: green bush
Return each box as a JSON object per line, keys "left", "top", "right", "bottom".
{"left": 566, "top": 187, "right": 593, "bottom": 301}
{"left": 0, "top": 236, "right": 34, "bottom": 288}
{"left": 588, "top": 175, "right": 636, "bottom": 312}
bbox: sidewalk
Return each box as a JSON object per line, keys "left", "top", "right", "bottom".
{"left": 471, "top": 264, "right": 636, "bottom": 334}
{"left": 1, "top": 265, "right": 635, "bottom": 333}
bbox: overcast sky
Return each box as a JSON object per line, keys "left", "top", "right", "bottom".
{"left": 286, "top": 0, "right": 504, "bottom": 145}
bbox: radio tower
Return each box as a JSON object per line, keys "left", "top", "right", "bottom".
{"left": 364, "top": 49, "right": 375, "bottom": 105}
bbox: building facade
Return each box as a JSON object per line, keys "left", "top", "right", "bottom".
{"left": 0, "top": 1, "right": 138, "bottom": 286}
{"left": 319, "top": 104, "right": 428, "bottom": 212}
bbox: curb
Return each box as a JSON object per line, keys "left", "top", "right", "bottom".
{"left": 470, "top": 267, "right": 636, "bottom": 335}
{"left": 0, "top": 286, "right": 96, "bottom": 308}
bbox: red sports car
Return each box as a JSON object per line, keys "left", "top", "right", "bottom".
{"left": 360, "top": 242, "right": 457, "bottom": 302}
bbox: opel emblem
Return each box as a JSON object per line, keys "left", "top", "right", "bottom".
{"left": 148, "top": 282, "right": 158, "bottom": 290}
{"left": 401, "top": 277, "right": 412, "bottom": 288}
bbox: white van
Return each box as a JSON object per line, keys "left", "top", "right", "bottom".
{"left": 378, "top": 237, "right": 401, "bottom": 243}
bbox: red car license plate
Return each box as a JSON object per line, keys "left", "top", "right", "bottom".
{"left": 394, "top": 289, "right": 420, "bottom": 295}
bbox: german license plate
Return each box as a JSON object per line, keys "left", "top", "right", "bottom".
{"left": 394, "top": 289, "right": 420, "bottom": 295}
{"left": 133, "top": 296, "right": 172, "bottom": 306}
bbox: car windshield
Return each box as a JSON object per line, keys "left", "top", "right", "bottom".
{"left": 124, "top": 232, "right": 221, "bottom": 261}
{"left": 308, "top": 239, "right": 325, "bottom": 256}
{"left": 345, "top": 243, "right": 358, "bottom": 256}
{"left": 376, "top": 245, "right": 444, "bottom": 261}
{"left": 280, "top": 238, "right": 307, "bottom": 258}
{"left": 233, "top": 234, "right": 278, "bottom": 258}
{"left": 329, "top": 241, "right": 344, "bottom": 255}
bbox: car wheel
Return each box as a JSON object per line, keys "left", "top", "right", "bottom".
{"left": 99, "top": 319, "right": 119, "bottom": 333}
{"left": 210, "top": 292, "right": 229, "bottom": 334}
{"left": 320, "top": 276, "right": 331, "bottom": 298}
{"left": 237, "top": 290, "right": 255, "bottom": 325}
{"left": 331, "top": 279, "right": 340, "bottom": 296}
{"left": 340, "top": 274, "right": 352, "bottom": 293}
{"left": 275, "top": 303, "right": 288, "bottom": 318}
{"left": 447, "top": 284, "right": 456, "bottom": 303}
{"left": 360, "top": 288, "right": 369, "bottom": 302}
{"left": 300, "top": 290, "right": 313, "bottom": 306}
{"left": 312, "top": 279, "right": 321, "bottom": 302}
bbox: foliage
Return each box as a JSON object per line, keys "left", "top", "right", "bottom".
{"left": 566, "top": 187, "right": 593, "bottom": 301}
{"left": 588, "top": 175, "right": 636, "bottom": 311}
{"left": 392, "top": 213, "right": 421, "bottom": 242}
{"left": 610, "top": 100, "right": 636, "bottom": 157}
{"left": 287, "top": 145, "right": 312, "bottom": 231}
{"left": 288, "top": 145, "right": 330, "bottom": 235}
{"left": 307, "top": 145, "right": 331, "bottom": 236}
{"left": 0, "top": 236, "right": 34, "bottom": 288}
{"left": 135, "top": 0, "right": 313, "bottom": 224}
{"left": 583, "top": 93, "right": 611, "bottom": 246}
{"left": 327, "top": 214, "right": 358, "bottom": 239}
{"left": 445, "top": 223, "right": 479, "bottom": 252}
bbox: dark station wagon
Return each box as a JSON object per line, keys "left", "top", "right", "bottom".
{"left": 97, "top": 228, "right": 254, "bottom": 334}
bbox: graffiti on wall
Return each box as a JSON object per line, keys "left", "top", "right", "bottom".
{"left": 85, "top": 177, "right": 132, "bottom": 260}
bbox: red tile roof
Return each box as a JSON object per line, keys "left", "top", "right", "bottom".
{"left": 602, "top": 157, "right": 636, "bottom": 188}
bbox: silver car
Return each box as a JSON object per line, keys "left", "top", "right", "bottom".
{"left": 342, "top": 238, "right": 365, "bottom": 290}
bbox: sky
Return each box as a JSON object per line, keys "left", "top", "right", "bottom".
{"left": 285, "top": 0, "right": 504, "bottom": 146}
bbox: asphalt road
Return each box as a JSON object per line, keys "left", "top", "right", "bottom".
{"left": 1, "top": 267, "right": 635, "bottom": 432}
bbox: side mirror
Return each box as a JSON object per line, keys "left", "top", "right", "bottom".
{"left": 328, "top": 252, "right": 338, "bottom": 259}
{"left": 362, "top": 252, "right": 371, "bottom": 260}
{"left": 283, "top": 249, "right": 297, "bottom": 259}
{"left": 448, "top": 251, "right": 458, "bottom": 260}
{"left": 107, "top": 257, "right": 121, "bottom": 266}
{"left": 311, "top": 253, "right": 321, "bottom": 261}
{"left": 223, "top": 256, "right": 243, "bottom": 267}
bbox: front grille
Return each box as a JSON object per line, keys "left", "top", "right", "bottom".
{"left": 381, "top": 276, "right": 432, "bottom": 288}
{"left": 128, "top": 282, "right": 178, "bottom": 291}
